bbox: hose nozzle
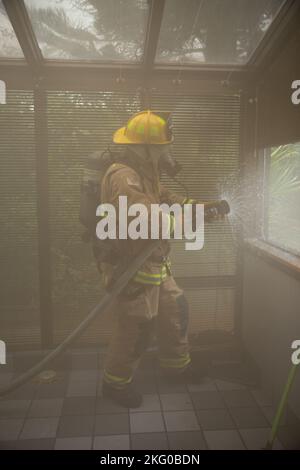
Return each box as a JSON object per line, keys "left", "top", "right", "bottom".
{"left": 204, "top": 199, "right": 230, "bottom": 218}
{"left": 218, "top": 199, "right": 230, "bottom": 215}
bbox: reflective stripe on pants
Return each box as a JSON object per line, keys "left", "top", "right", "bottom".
{"left": 103, "top": 276, "right": 190, "bottom": 389}
{"left": 159, "top": 353, "right": 191, "bottom": 370}
{"left": 103, "top": 370, "right": 132, "bottom": 389}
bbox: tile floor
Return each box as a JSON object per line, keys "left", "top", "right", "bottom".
{"left": 0, "top": 350, "right": 289, "bottom": 450}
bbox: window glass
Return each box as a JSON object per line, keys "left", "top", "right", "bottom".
{"left": 156, "top": 0, "right": 285, "bottom": 65}
{"left": 0, "top": 1, "right": 24, "bottom": 58}
{"left": 265, "top": 143, "right": 300, "bottom": 255}
{"left": 24, "top": 0, "right": 149, "bottom": 61}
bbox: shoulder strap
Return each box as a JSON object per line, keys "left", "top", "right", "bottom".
{"left": 103, "top": 161, "right": 146, "bottom": 192}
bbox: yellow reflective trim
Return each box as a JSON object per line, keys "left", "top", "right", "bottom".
{"left": 134, "top": 273, "right": 168, "bottom": 280}
{"left": 134, "top": 274, "right": 168, "bottom": 281}
{"left": 133, "top": 277, "right": 161, "bottom": 286}
{"left": 133, "top": 263, "right": 170, "bottom": 286}
{"left": 136, "top": 272, "right": 162, "bottom": 279}
{"left": 160, "top": 353, "right": 190, "bottom": 364}
{"left": 135, "top": 269, "right": 167, "bottom": 279}
{"left": 104, "top": 370, "right": 132, "bottom": 385}
{"left": 133, "top": 276, "right": 162, "bottom": 284}
{"left": 161, "top": 357, "right": 190, "bottom": 367}
{"left": 135, "top": 274, "right": 167, "bottom": 282}
{"left": 159, "top": 360, "right": 191, "bottom": 369}
{"left": 159, "top": 354, "right": 191, "bottom": 369}
{"left": 133, "top": 274, "right": 168, "bottom": 286}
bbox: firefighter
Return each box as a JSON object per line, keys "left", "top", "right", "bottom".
{"left": 99, "top": 110, "right": 227, "bottom": 408}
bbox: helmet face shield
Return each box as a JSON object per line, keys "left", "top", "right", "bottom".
{"left": 165, "top": 115, "right": 173, "bottom": 142}
{"left": 157, "top": 145, "right": 182, "bottom": 177}
{"left": 127, "top": 144, "right": 181, "bottom": 177}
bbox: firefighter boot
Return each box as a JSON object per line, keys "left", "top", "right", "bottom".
{"left": 102, "top": 381, "right": 143, "bottom": 409}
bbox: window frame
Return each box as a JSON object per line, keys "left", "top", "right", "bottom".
{"left": 246, "top": 143, "right": 300, "bottom": 279}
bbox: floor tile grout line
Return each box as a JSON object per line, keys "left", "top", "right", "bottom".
{"left": 187, "top": 377, "right": 243, "bottom": 447}
{"left": 154, "top": 367, "right": 170, "bottom": 450}
{"left": 128, "top": 410, "right": 132, "bottom": 450}
{"left": 210, "top": 380, "right": 278, "bottom": 449}
{"left": 223, "top": 397, "right": 272, "bottom": 432}
{"left": 94, "top": 371, "right": 130, "bottom": 450}
{"left": 154, "top": 370, "right": 213, "bottom": 449}
{"left": 197, "top": 377, "right": 240, "bottom": 449}
{"left": 235, "top": 427, "right": 250, "bottom": 450}
{"left": 3, "top": 356, "right": 286, "bottom": 450}
{"left": 89, "top": 383, "right": 99, "bottom": 450}
{"left": 56, "top": 380, "right": 68, "bottom": 442}
{"left": 186, "top": 382, "right": 211, "bottom": 450}
{"left": 218, "top": 394, "right": 242, "bottom": 433}
{"left": 15, "top": 376, "right": 38, "bottom": 441}
{"left": 215, "top": 385, "right": 262, "bottom": 430}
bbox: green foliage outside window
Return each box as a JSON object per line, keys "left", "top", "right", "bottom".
{"left": 266, "top": 143, "right": 300, "bottom": 255}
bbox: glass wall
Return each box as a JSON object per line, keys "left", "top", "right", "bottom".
{"left": 264, "top": 142, "right": 300, "bottom": 255}
{"left": 24, "top": 0, "right": 149, "bottom": 61}
{"left": 0, "top": 0, "right": 24, "bottom": 58}
{"left": 156, "top": 0, "right": 285, "bottom": 65}
{"left": 0, "top": 91, "right": 40, "bottom": 347}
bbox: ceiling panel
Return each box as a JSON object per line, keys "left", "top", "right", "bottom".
{"left": 156, "top": 0, "right": 286, "bottom": 66}
{"left": 24, "top": 0, "right": 149, "bottom": 62}
{"left": 0, "top": 0, "right": 24, "bottom": 58}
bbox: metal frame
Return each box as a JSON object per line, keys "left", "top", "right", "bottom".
{"left": 0, "top": 62, "right": 250, "bottom": 93}
{"left": 141, "top": 0, "right": 166, "bottom": 105}
{"left": 260, "top": 145, "right": 300, "bottom": 260}
{"left": 249, "top": 0, "right": 300, "bottom": 78}
{"left": 233, "top": 89, "right": 257, "bottom": 341}
{"left": 1, "top": 0, "right": 298, "bottom": 91}
{"left": 143, "top": 0, "right": 166, "bottom": 74}
{"left": 261, "top": 147, "right": 271, "bottom": 242}
{"left": 34, "top": 81, "right": 53, "bottom": 349}
{"left": 2, "top": 0, "right": 43, "bottom": 75}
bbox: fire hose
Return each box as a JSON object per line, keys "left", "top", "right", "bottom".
{"left": 0, "top": 240, "right": 160, "bottom": 398}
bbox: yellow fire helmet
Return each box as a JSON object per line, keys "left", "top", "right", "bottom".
{"left": 113, "top": 110, "right": 173, "bottom": 145}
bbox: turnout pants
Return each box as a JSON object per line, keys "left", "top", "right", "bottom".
{"left": 103, "top": 276, "right": 190, "bottom": 389}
